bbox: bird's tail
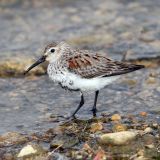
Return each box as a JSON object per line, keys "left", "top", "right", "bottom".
{"left": 103, "top": 64, "right": 145, "bottom": 77}
{"left": 128, "top": 64, "right": 145, "bottom": 71}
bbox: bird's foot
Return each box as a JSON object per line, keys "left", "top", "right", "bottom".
{"left": 91, "top": 107, "right": 98, "bottom": 117}
{"left": 63, "top": 113, "right": 77, "bottom": 120}
{"left": 60, "top": 114, "right": 77, "bottom": 125}
{"left": 93, "top": 112, "right": 97, "bottom": 117}
{"left": 66, "top": 115, "right": 77, "bottom": 120}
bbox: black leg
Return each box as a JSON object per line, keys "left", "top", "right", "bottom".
{"left": 71, "top": 92, "right": 84, "bottom": 118}
{"left": 92, "top": 90, "right": 99, "bottom": 117}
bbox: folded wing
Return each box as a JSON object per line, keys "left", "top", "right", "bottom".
{"left": 67, "top": 51, "right": 144, "bottom": 79}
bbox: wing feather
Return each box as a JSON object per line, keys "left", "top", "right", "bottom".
{"left": 67, "top": 52, "right": 144, "bottom": 78}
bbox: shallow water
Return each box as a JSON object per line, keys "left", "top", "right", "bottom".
{"left": 0, "top": 0, "right": 160, "bottom": 60}
{"left": 0, "top": 67, "right": 160, "bottom": 134}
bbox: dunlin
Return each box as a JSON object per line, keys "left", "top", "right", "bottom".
{"left": 24, "top": 42, "right": 144, "bottom": 118}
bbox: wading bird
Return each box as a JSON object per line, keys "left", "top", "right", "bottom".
{"left": 24, "top": 42, "right": 144, "bottom": 118}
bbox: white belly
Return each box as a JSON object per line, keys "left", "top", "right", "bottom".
{"left": 72, "top": 75, "right": 119, "bottom": 91}
{"left": 48, "top": 70, "right": 119, "bottom": 92}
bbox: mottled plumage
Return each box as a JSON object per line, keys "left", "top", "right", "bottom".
{"left": 25, "top": 41, "right": 145, "bottom": 118}
{"left": 67, "top": 51, "right": 143, "bottom": 78}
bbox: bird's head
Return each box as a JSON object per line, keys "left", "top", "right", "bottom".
{"left": 24, "top": 42, "right": 70, "bottom": 74}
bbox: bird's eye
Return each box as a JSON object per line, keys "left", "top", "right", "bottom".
{"left": 50, "top": 49, "right": 55, "bottom": 53}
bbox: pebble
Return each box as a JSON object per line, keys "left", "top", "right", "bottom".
{"left": 144, "top": 127, "right": 153, "bottom": 134}
{"left": 142, "top": 134, "right": 155, "bottom": 146}
{"left": 17, "top": 144, "right": 37, "bottom": 158}
{"left": 90, "top": 122, "right": 103, "bottom": 133}
{"left": 111, "top": 114, "right": 121, "bottom": 121}
{"left": 145, "top": 144, "right": 154, "bottom": 149}
{"left": 112, "top": 124, "right": 127, "bottom": 132}
{"left": 140, "top": 112, "right": 147, "bottom": 117}
{"left": 50, "top": 133, "right": 79, "bottom": 149}
{"left": 17, "top": 143, "right": 46, "bottom": 158}
{"left": 76, "top": 155, "right": 83, "bottom": 160}
{"left": 98, "top": 131, "right": 138, "bottom": 145}
{"left": 155, "top": 134, "right": 159, "bottom": 138}
{"left": 152, "top": 123, "right": 158, "bottom": 128}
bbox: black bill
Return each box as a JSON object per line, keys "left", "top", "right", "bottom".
{"left": 24, "top": 56, "right": 46, "bottom": 75}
